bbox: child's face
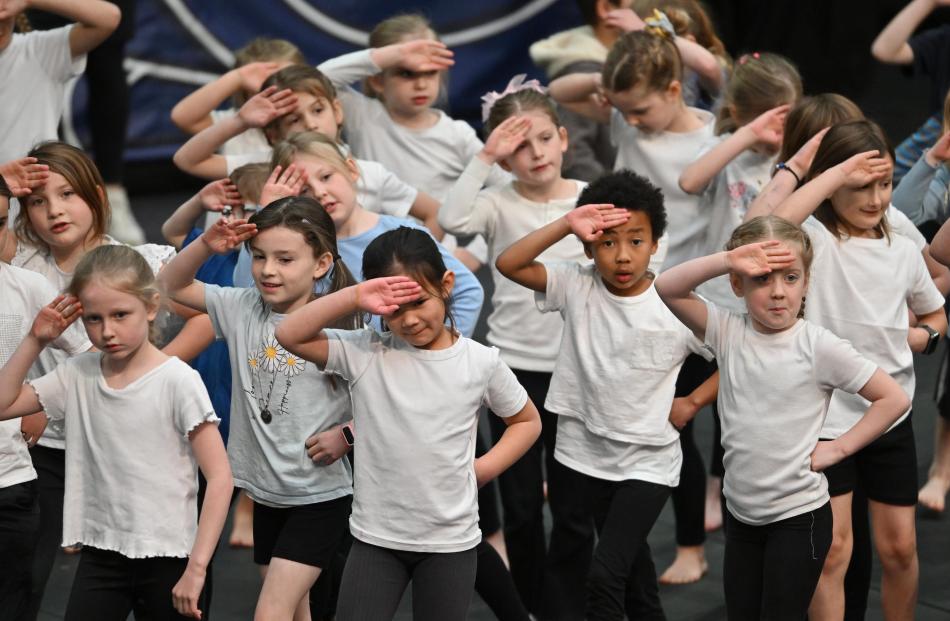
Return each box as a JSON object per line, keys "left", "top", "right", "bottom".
{"left": 250, "top": 225, "right": 331, "bottom": 314}
{"left": 585, "top": 210, "right": 657, "bottom": 297}
{"left": 23, "top": 172, "right": 97, "bottom": 252}
{"left": 607, "top": 83, "right": 681, "bottom": 134}
{"left": 829, "top": 155, "right": 893, "bottom": 237}
{"left": 80, "top": 281, "right": 157, "bottom": 361}
{"left": 499, "top": 111, "right": 568, "bottom": 189}
{"left": 270, "top": 91, "right": 343, "bottom": 142}
{"left": 370, "top": 33, "right": 441, "bottom": 121}
{"left": 294, "top": 154, "right": 359, "bottom": 232}
{"left": 385, "top": 271, "right": 455, "bottom": 350}
{"left": 730, "top": 242, "right": 807, "bottom": 333}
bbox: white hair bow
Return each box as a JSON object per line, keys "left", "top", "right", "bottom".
{"left": 481, "top": 74, "right": 547, "bottom": 122}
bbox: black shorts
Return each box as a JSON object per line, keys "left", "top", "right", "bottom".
{"left": 823, "top": 415, "right": 918, "bottom": 506}
{"left": 253, "top": 494, "right": 352, "bottom": 568}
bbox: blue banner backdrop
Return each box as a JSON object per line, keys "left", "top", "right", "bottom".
{"left": 64, "top": 0, "right": 584, "bottom": 162}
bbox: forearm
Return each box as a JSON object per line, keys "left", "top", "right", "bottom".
{"left": 836, "top": 385, "right": 909, "bottom": 457}
{"left": 495, "top": 217, "right": 570, "bottom": 292}
{"left": 687, "top": 370, "right": 719, "bottom": 411}
{"left": 918, "top": 307, "right": 948, "bottom": 337}
{"left": 275, "top": 286, "right": 358, "bottom": 348}
{"left": 476, "top": 407, "right": 541, "bottom": 486}
{"left": 0, "top": 335, "right": 44, "bottom": 412}
{"left": 173, "top": 116, "right": 246, "bottom": 177}
{"left": 158, "top": 240, "right": 212, "bottom": 299}
{"left": 161, "top": 195, "right": 205, "bottom": 248}
{"left": 675, "top": 38, "right": 723, "bottom": 93}
{"left": 744, "top": 170, "right": 798, "bottom": 221}
{"left": 162, "top": 315, "right": 216, "bottom": 363}
{"left": 319, "top": 49, "right": 379, "bottom": 87}
{"left": 548, "top": 72, "right": 599, "bottom": 104}
{"left": 29, "top": 0, "right": 119, "bottom": 29}
{"left": 188, "top": 468, "right": 231, "bottom": 572}
{"left": 680, "top": 130, "right": 754, "bottom": 194}
{"left": 410, "top": 192, "right": 444, "bottom": 240}
{"left": 656, "top": 252, "right": 728, "bottom": 300}
{"left": 171, "top": 71, "right": 242, "bottom": 134}
{"left": 772, "top": 168, "right": 843, "bottom": 225}
{"left": 438, "top": 157, "right": 493, "bottom": 235}
{"left": 871, "top": 0, "right": 933, "bottom": 62}
{"left": 892, "top": 153, "right": 937, "bottom": 225}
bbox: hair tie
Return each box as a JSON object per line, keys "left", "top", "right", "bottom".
{"left": 333, "top": 253, "right": 341, "bottom": 262}
{"left": 738, "top": 52, "right": 761, "bottom": 65}
{"left": 480, "top": 74, "right": 547, "bottom": 122}
{"left": 644, "top": 9, "right": 676, "bottom": 40}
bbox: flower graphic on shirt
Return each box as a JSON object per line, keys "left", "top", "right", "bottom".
{"left": 247, "top": 355, "right": 259, "bottom": 369}
{"left": 258, "top": 337, "right": 283, "bottom": 373}
{"left": 279, "top": 353, "right": 306, "bottom": 377}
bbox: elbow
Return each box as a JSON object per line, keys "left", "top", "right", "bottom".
{"left": 678, "top": 173, "right": 702, "bottom": 195}
{"left": 102, "top": 3, "right": 122, "bottom": 34}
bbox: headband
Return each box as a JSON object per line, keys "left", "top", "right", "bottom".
{"left": 480, "top": 74, "right": 547, "bottom": 122}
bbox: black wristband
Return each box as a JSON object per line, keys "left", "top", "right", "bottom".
{"left": 774, "top": 162, "right": 801, "bottom": 187}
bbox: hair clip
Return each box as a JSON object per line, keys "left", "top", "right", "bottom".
{"left": 300, "top": 218, "right": 311, "bottom": 225}
{"left": 738, "top": 52, "right": 761, "bottom": 65}
{"left": 481, "top": 74, "right": 547, "bottom": 122}
{"left": 644, "top": 9, "right": 676, "bottom": 40}
{"left": 221, "top": 206, "right": 233, "bottom": 218}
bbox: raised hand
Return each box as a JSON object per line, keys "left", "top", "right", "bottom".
{"left": 565, "top": 204, "right": 631, "bottom": 242}
{"left": 238, "top": 86, "right": 298, "bottom": 129}
{"left": 237, "top": 61, "right": 282, "bottom": 94}
{"left": 200, "top": 218, "right": 257, "bottom": 255}
{"left": 926, "top": 131, "right": 950, "bottom": 165}
{"left": 0, "top": 0, "right": 27, "bottom": 21}
{"left": 260, "top": 164, "right": 306, "bottom": 207}
{"left": 30, "top": 295, "right": 82, "bottom": 344}
{"left": 397, "top": 39, "right": 455, "bottom": 72}
{"left": 354, "top": 277, "right": 422, "bottom": 315}
{"left": 198, "top": 179, "right": 243, "bottom": 214}
{"left": 0, "top": 157, "right": 50, "bottom": 197}
{"left": 788, "top": 127, "right": 829, "bottom": 178}
{"left": 481, "top": 116, "right": 532, "bottom": 163}
{"left": 837, "top": 150, "right": 891, "bottom": 188}
{"left": 745, "top": 104, "right": 790, "bottom": 149}
{"left": 604, "top": 8, "right": 646, "bottom": 32}
{"left": 725, "top": 240, "right": 796, "bottom": 278}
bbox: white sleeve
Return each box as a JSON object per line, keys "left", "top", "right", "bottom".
{"left": 887, "top": 206, "right": 926, "bottom": 251}
{"left": 813, "top": 330, "right": 877, "bottom": 395}
{"left": 906, "top": 246, "right": 946, "bottom": 315}
{"left": 317, "top": 49, "right": 379, "bottom": 89}
{"left": 171, "top": 365, "right": 220, "bottom": 438}
{"left": 684, "top": 326, "right": 715, "bottom": 361}
{"left": 358, "top": 161, "right": 417, "bottom": 217}
{"left": 28, "top": 25, "right": 85, "bottom": 82}
{"left": 702, "top": 301, "right": 727, "bottom": 355}
{"left": 28, "top": 360, "right": 71, "bottom": 422}
{"left": 484, "top": 355, "right": 529, "bottom": 418}
{"left": 133, "top": 244, "right": 177, "bottom": 276}
{"left": 225, "top": 150, "right": 271, "bottom": 176}
{"left": 324, "top": 328, "right": 380, "bottom": 383}
{"left": 535, "top": 262, "right": 583, "bottom": 314}
{"left": 438, "top": 156, "right": 496, "bottom": 236}
{"left": 457, "top": 122, "right": 511, "bottom": 187}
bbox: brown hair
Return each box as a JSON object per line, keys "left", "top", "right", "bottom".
{"left": 726, "top": 215, "right": 813, "bottom": 317}
{"left": 484, "top": 88, "right": 560, "bottom": 136}
{"left": 943, "top": 88, "right": 950, "bottom": 134}
{"left": 230, "top": 163, "right": 271, "bottom": 206}
{"left": 715, "top": 53, "right": 802, "bottom": 134}
{"left": 805, "top": 119, "right": 893, "bottom": 241}
{"left": 633, "top": 0, "right": 729, "bottom": 61}
{"left": 16, "top": 142, "right": 109, "bottom": 253}
{"left": 247, "top": 196, "right": 360, "bottom": 328}
{"left": 602, "top": 30, "right": 682, "bottom": 94}
{"left": 271, "top": 131, "right": 355, "bottom": 180}
{"left": 0, "top": 174, "right": 11, "bottom": 200}
{"left": 365, "top": 13, "right": 446, "bottom": 102}
{"left": 232, "top": 38, "right": 307, "bottom": 106}
{"left": 68, "top": 245, "right": 162, "bottom": 343}
{"left": 260, "top": 65, "right": 341, "bottom": 140}
{"left": 778, "top": 94, "right": 864, "bottom": 164}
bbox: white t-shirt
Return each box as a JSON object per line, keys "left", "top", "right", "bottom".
{"left": 12, "top": 238, "right": 176, "bottom": 448}
{"left": 204, "top": 285, "right": 353, "bottom": 506}
{"left": 705, "top": 304, "right": 877, "bottom": 526}
{"left": 30, "top": 355, "right": 219, "bottom": 558}
{"left": 325, "top": 329, "right": 527, "bottom": 553}
{"left": 610, "top": 108, "right": 715, "bottom": 270}
{"left": 539, "top": 263, "right": 709, "bottom": 446}
{"left": 802, "top": 218, "right": 944, "bottom": 437}
{"left": 210, "top": 107, "right": 270, "bottom": 157}
{"left": 694, "top": 136, "right": 775, "bottom": 312}
{"left": 439, "top": 156, "right": 588, "bottom": 371}
{"left": 225, "top": 149, "right": 416, "bottom": 218}
{"left": 0, "top": 263, "right": 90, "bottom": 488}
{"left": 0, "top": 25, "right": 86, "bottom": 164}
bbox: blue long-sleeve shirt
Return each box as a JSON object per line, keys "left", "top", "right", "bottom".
{"left": 892, "top": 150, "right": 950, "bottom": 226}
{"left": 233, "top": 215, "right": 484, "bottom": 337}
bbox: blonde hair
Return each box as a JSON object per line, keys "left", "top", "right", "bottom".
{"left": 271, "top": 131, "right": 354, "bottom": 179}
{"left": 634, "top": 0, "right": 729, "bottom": 63}
{"left": 726, "top": 216, "right": 813, "bottom": 317}
{"left": 230, "top": 163, "right": 271, "bottom": 206}
{"left": 365, "top": 14, "right": 445, "bottom": 102}
{"left": 16, "top": 142, "right": 109, "bottom": 254}
{"left": 602, "top": 30, "right": 683, "bottom": 94}
{"left": 68, "top": 245, "right": 162, "bottom": 343}
{"left": 232, "top": 38, "right": 306, "bottom": 106}
{"left": 483, "top": 89, "right": 560, "bottom": 136}
{"left": 715, "top": 53, "right": 802, "bottom": 135}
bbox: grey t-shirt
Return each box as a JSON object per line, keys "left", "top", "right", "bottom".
{"left": 205, "top": 285, "right": 353, "bottom": 506}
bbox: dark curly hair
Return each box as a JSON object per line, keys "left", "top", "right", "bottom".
{"left": 576, "top": 169, "right": 667, "bottom": 241}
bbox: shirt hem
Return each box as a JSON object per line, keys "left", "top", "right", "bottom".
{"left": 350, "top": 526, "right": 481, "bottom": 554}
{"left": 555, "top": 452, "right": 679, "bottom": 487}
{"left": 236, "top": 480, "right": 354, "bottom": 508}
{"left": 725, "top": 494, "right": 830, "bottom": 527}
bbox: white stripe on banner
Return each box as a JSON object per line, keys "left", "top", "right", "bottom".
{"left": 162, "top": 0, "right": 235, "bottom": 66}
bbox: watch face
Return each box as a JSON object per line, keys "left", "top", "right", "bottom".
{"left": 342, "top": 426, "right": 355, "bottom": 445}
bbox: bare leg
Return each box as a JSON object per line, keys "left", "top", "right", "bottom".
{"left": 704, "top": 476, "right": 723, "bottom": 532}
{"left": 230, "top": 491, "right": 255, "bottom": 548}
{"left": 808, "top": 493, "right": 853, "bottom": 621}
{"left": 869, "top": 501, "right": 917, "bottom": 621}
{"left": 254, "top": 558, "right": 321, "bottom": 621}
{"left": 918, "top": 417, "right": 950, "bottom": 512}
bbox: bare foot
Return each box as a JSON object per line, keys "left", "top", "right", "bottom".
{"left": 918, "top": 476, "right": 950, "bottom": 513}
{"left": 659, "top": 546, "right": 708, "bottom": 585}
{"left": 228, "top": 492, "right": 254, "bottom": 548}
{"left": 705, "top": 476, "right": 723, "bottom": 532}
{"left": 486, "top": 529, "right": 510, "bottom": 568}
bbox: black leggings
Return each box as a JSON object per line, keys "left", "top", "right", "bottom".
{"left": 0, "top": 479, "right": 39, "bottom": 621}
{"left": 64, "top": 547, "right": 190, "bottom": 621}
{"left": 489, "top": 369, "right": 594, "bottom": 619}
{"left": 28, "top": 445, "right": 65, "bottom": 620}
{"left": 580, "top": 473, "right": 670, "bottom": 621}
{"left": 723, "top": 503, "right": 832, "bottom": 621}
{"left": 336, "top": 539, "right": 477, "bottom": 621}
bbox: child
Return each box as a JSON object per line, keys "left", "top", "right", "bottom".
{"left": 654, "top": 215, "right": 909, "bottom": 620}
{"left": 263, "top": 131, "right": 485, "bottom": 337}
{"left": 158, "top": 197, "right": 357, "bottom": 620}
{"left": 495, "top": 170, "right": 713, "bottom": 620}
{"left": 0, "top": 245, "right": 232, "bottom": 620}
{"left": 171, "top": 37, "right": 306, "bottom": 156}
{"left": 438, "top": 83, "right": 594, "bottom": 617}
{"left": 0, "top": 176, "right": 90, "bottom": 619}
{"left": 273, "top": 226, "right": 542, "bottom": 621}
{"left": 551, "top": 26, "right": 716, "bottom": 583}
{"left": 772, "top": 120, "right": 947, "bottom": 620}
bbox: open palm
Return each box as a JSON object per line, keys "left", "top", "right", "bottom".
{"left": 565, "top": 204, "right": 631, "bottom": 241}
{"left": 726, "top": 241, "right": 794, "bottom": 278}
{"left": 356, "top": 277, "right": 422, "bottom": 315}
{"left": 201, "top": 218, "right": 257, "bottom": 254}
{"left": 30, "top": 296, "right": 82, "bottom": 344}
{"left": 483, "top": 116, "right": 531, "bottom": 162}
{"left": 399, "top": 40, "right": 455, "bottom": 72}
{"left": 239, "top": 86, "right": 298, "bottom": 129}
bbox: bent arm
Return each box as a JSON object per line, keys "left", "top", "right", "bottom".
{"left": 438, "top": 157, "right": 494, "bottom": 236}
{"left": 654, "top": 253, "right": 725, "bottom": 339}
{"left": 275, "top": 289, "right": 356, "bottom": 369}
{"left": 173, "top": 116, "right": 245, "bottom": 180}
{"left": 871, "top": 0, "right": 935, "bottom": 64}
{"left": 28, "top": 0, "right": 122, "bottom": 58}
{"left": 548, "top": 73, "right": 611, "bottom": 124}
{"left": 475, "top": 401, "right": 542, "bottom": 487}
{"left": 171, "top": 72, "right": 243, "bottom": 135}
{"left": 834, "top": 370, "right": 912, "bottom": 456}
{"left": 157, "top": 240, "right": 212, "bottom": 312}
{"left": 495, "top": 217, "right": 570, "bottom": 293}
{"left": 680, "top": 131, "right": 755, "bottom": 194}
{"left": 0, "top": 334, "right": 46, "bottom": 420}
